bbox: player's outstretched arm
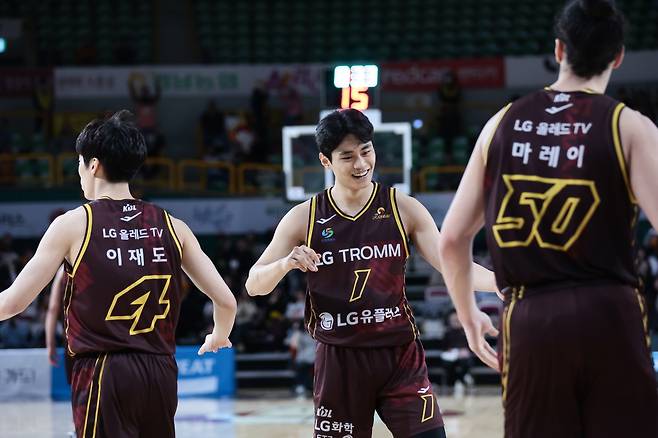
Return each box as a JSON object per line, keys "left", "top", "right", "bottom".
{"left": 396, "top": 192, "right": 498, "bottom": 294}
{"left": 622, "top": 108, "right": 658, "bottom": 229}
{"left": 171, "top": 216, "right": 237, "bottom": 355}
{"left": 45, "top": 265, "right": 65, "bottom": 366}
{"left": 0, "top": 213, "right": 74, "bottom": 321}
{"left": 246, "top": 201, "right": 319, "bottom": 296}
{"left": 438, "top": 111, "right": 505, "bottom": 371}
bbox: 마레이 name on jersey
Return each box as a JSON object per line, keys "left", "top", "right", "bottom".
{"left": 315, "top": 243, "right": 402, "bottom": 267}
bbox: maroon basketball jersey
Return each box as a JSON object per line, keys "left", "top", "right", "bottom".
{"left": 64, "top": 199, "right": 184, "bottom": 356}
{"left": 304, "top": 182, "right": 419, "bottom": 347}
{"left": 484, "top": 89, "right": 639, "bottom": 291}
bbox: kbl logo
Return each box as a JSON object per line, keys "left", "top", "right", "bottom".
{"left": 321, "top": 228, "right": 334, "bottom": 239}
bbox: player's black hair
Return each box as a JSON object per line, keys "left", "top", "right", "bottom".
{"left": 75, "top": 110, "right": 147, "bottom": 182}
{"left": 315, "top": 109, "right": 373, "bottom": 161}
{"left": 554, "top": 0, "right": 625, "bottom": 78}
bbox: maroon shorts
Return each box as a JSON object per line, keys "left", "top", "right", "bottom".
{"left": 500, "top": 284, "right": 658, "bottom": 438}
{"left": 314, "top": 340, "right": 444, "bottom": 438}
{"left": 71, "top": 352, "right": 178, "bottom": 438}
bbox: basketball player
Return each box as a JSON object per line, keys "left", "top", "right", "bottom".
{"left": 246, "top": 108, "right": 499, "bottom": 438}
{"left": 45, "top": 266, "right": 68, "bottom": 366}
{"left": 438, "top": 1, "right": 658, "bottom": 436}
{"left": 0, "top": 110, "right": 237, "bottom": 438}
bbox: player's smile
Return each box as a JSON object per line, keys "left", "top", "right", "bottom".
{"left": 352, "top": 169, "right": 370, "bottom": 179}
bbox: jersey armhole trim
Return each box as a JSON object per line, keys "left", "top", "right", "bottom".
{"left": 71, "top": 203, "right": 93, "bottom": 278}
{"left": 164, "top": 211, "right": 183, "bottom": 259}
{"left": 306, "top": 196, "right": 317, "bottom": 248}
{"left": 63, "top": 273, "right": 76, "bottom": 357}
{"left": 482, "top": 102, "right": 513, "bottom": 166}
{"left": 390, "top": 188, "right": 410, "bottom": 259}
{"left": 611, "top": 103, "right": 638, "bottom": 204}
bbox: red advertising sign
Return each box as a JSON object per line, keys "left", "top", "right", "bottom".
{"left": 0, "top": 68, "right": 53, "bottom": 97}
{"left": 381, "top": 58, "right": 505, "bottom": 91}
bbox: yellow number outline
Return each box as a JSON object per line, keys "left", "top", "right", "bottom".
{"left": 349, "top": 269, "right": 371, "bottom": 302}
{"left": 105, "top": 274, "right": 172, "bottom": 335}
{"left": 420, "top": 394, "right": 435, "bottom": 423}
{"left": 493, "top": 175, "right": 600, "bottom": 251}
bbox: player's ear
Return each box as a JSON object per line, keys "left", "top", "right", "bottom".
{"left": 318, "top": 152, "right": 331, "bottom": 169}
{"left": 89, "top": 158, "right": 99, "bottom": 174}
{"left": 612, "top": 46, "right": 625, "bottom": 70}
{"left": 554, "top": 38, "right": 565, "bottom": 64}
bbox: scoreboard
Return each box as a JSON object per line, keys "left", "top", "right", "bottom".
{"left": 325, "top": 64, "right": 379, "bottom": 110}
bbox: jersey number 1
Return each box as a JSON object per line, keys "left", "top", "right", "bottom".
{"left": 349, "top": 269, "right": 371, "bottom": 302}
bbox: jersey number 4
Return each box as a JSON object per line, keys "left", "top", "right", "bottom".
{"left": 493, "top": 175, "right": 600, "bottom": 251}
{"left": 106, "top": 275, "right": 172, "bottom": 335}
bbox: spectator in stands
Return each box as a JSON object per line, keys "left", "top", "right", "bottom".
{"left": 0, "top": 234, "right": 19, "bottom": 290}
{"left": 232, "top": 288, "right": 261, "bottom": 352}
{"left": 199, "top": 100, "right": 229, "bottom": 158}
{"left": 249, "top": 82, "right": 270, "bottom": 160}
{"left": 129, "top": 75, "right": 161, "bottom": 132}
{"left": 229, "top": 113, "right": 256, "bottom": 162}
{"left": 285, "top": 289, "right": 305, "bottom": 321}
{"left": 51, "top": 116, "right": 78, "bottom": 154}
{"left": 283, "top": 86, "right": 304, "bottom": 126}
{"left": 287, "top": 321, "right": 316, "bottom": 397}
{"left": 436, "top": 70, "right": 463, "bottom": 158}
{"left": 0, "top": 317, "right": 32, "bottom": 348}
{"left": 440, "top": 308, "right": 474, "bottom": 397}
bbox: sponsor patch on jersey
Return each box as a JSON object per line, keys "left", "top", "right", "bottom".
{"left": 372, "top": 207, "right": 391, "bottom": 220}
{"left": 321, "top": 227, "right": 335, "bottom": 241}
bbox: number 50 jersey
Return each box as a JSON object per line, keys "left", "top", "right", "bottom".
{"left": 64, "top": 199, "right": 184, "bottom": 356}
{"left": 305, "top": 183, "right": 419, "bottom": 347}
{"left": 484, "top": 89, "right": 639, "bottom": 290}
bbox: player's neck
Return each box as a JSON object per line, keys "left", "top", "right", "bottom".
{"left": 550, "top": 66, "right": 612, "bottom": 94}
{"left": 330, "top": 181, "right": 375, "bottom": 215}
{"left": 92, "top": 180, "right": 134, "bottom": 201}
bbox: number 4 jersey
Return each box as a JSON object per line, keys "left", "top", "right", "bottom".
{"left": 63, "top": 199, "right": 184, "bottom": 356}
{"left": 484, "top": 89, "right": 639, "bottom": 290}
{"left": 305, "top": 182, "right": 420, "bottom": 347}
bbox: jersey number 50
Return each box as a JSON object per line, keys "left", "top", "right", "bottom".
{"left": 106, "top": 275, "right": 172, "bottom": 335}
{"left": 492, "top": 175, "right": 600, "bottom": 251}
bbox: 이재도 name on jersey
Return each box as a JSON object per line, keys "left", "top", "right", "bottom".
{"left": 102, "top": 227, "right": 164, "bottom": 240}
{"left": 315, "top": 243, "right": 401, "bottom": 266}
{"left": 106, "top": 247, "right": 167, "bottom": 267}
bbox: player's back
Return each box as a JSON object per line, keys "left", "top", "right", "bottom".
{"left": 484, "top": 88, "right": 638, "bottom": 290}
{"left": 64, "top": 198, "right": 184, "bottom": 356}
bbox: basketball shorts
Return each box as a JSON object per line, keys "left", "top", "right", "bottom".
{"left": 314, "top": 339, "right": 444, "bottom": 438}
{"left": 500, "top": 284, "right": 658, "bottom": 438}
{"left": 71, "top": 351, "right": 178, "bottom": 438}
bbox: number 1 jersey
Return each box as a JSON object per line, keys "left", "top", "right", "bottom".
{"left": 484, "top": 89, "right": 639, "bottom": 290}
{"left": 305, "top": 183, "right": 419, "bottom": 347}
{"left": 64, "top": 199, "right": 184, "bottom": 356}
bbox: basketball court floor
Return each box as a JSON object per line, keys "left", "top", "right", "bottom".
{"left": 0, "top": 389, "right": 503, "bottom": 437}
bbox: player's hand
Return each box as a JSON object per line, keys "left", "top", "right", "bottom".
{"left": 198, "top": 332, "right": 232, "bottom": 355}
{"left": 460, "top": 309, "right": 500, "bottom": 371}
{"left": 47, "top": 346, "right": 59, "bottom": 367}
{"left": 284, "top": 245, "right": 320, "bottom": 273}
